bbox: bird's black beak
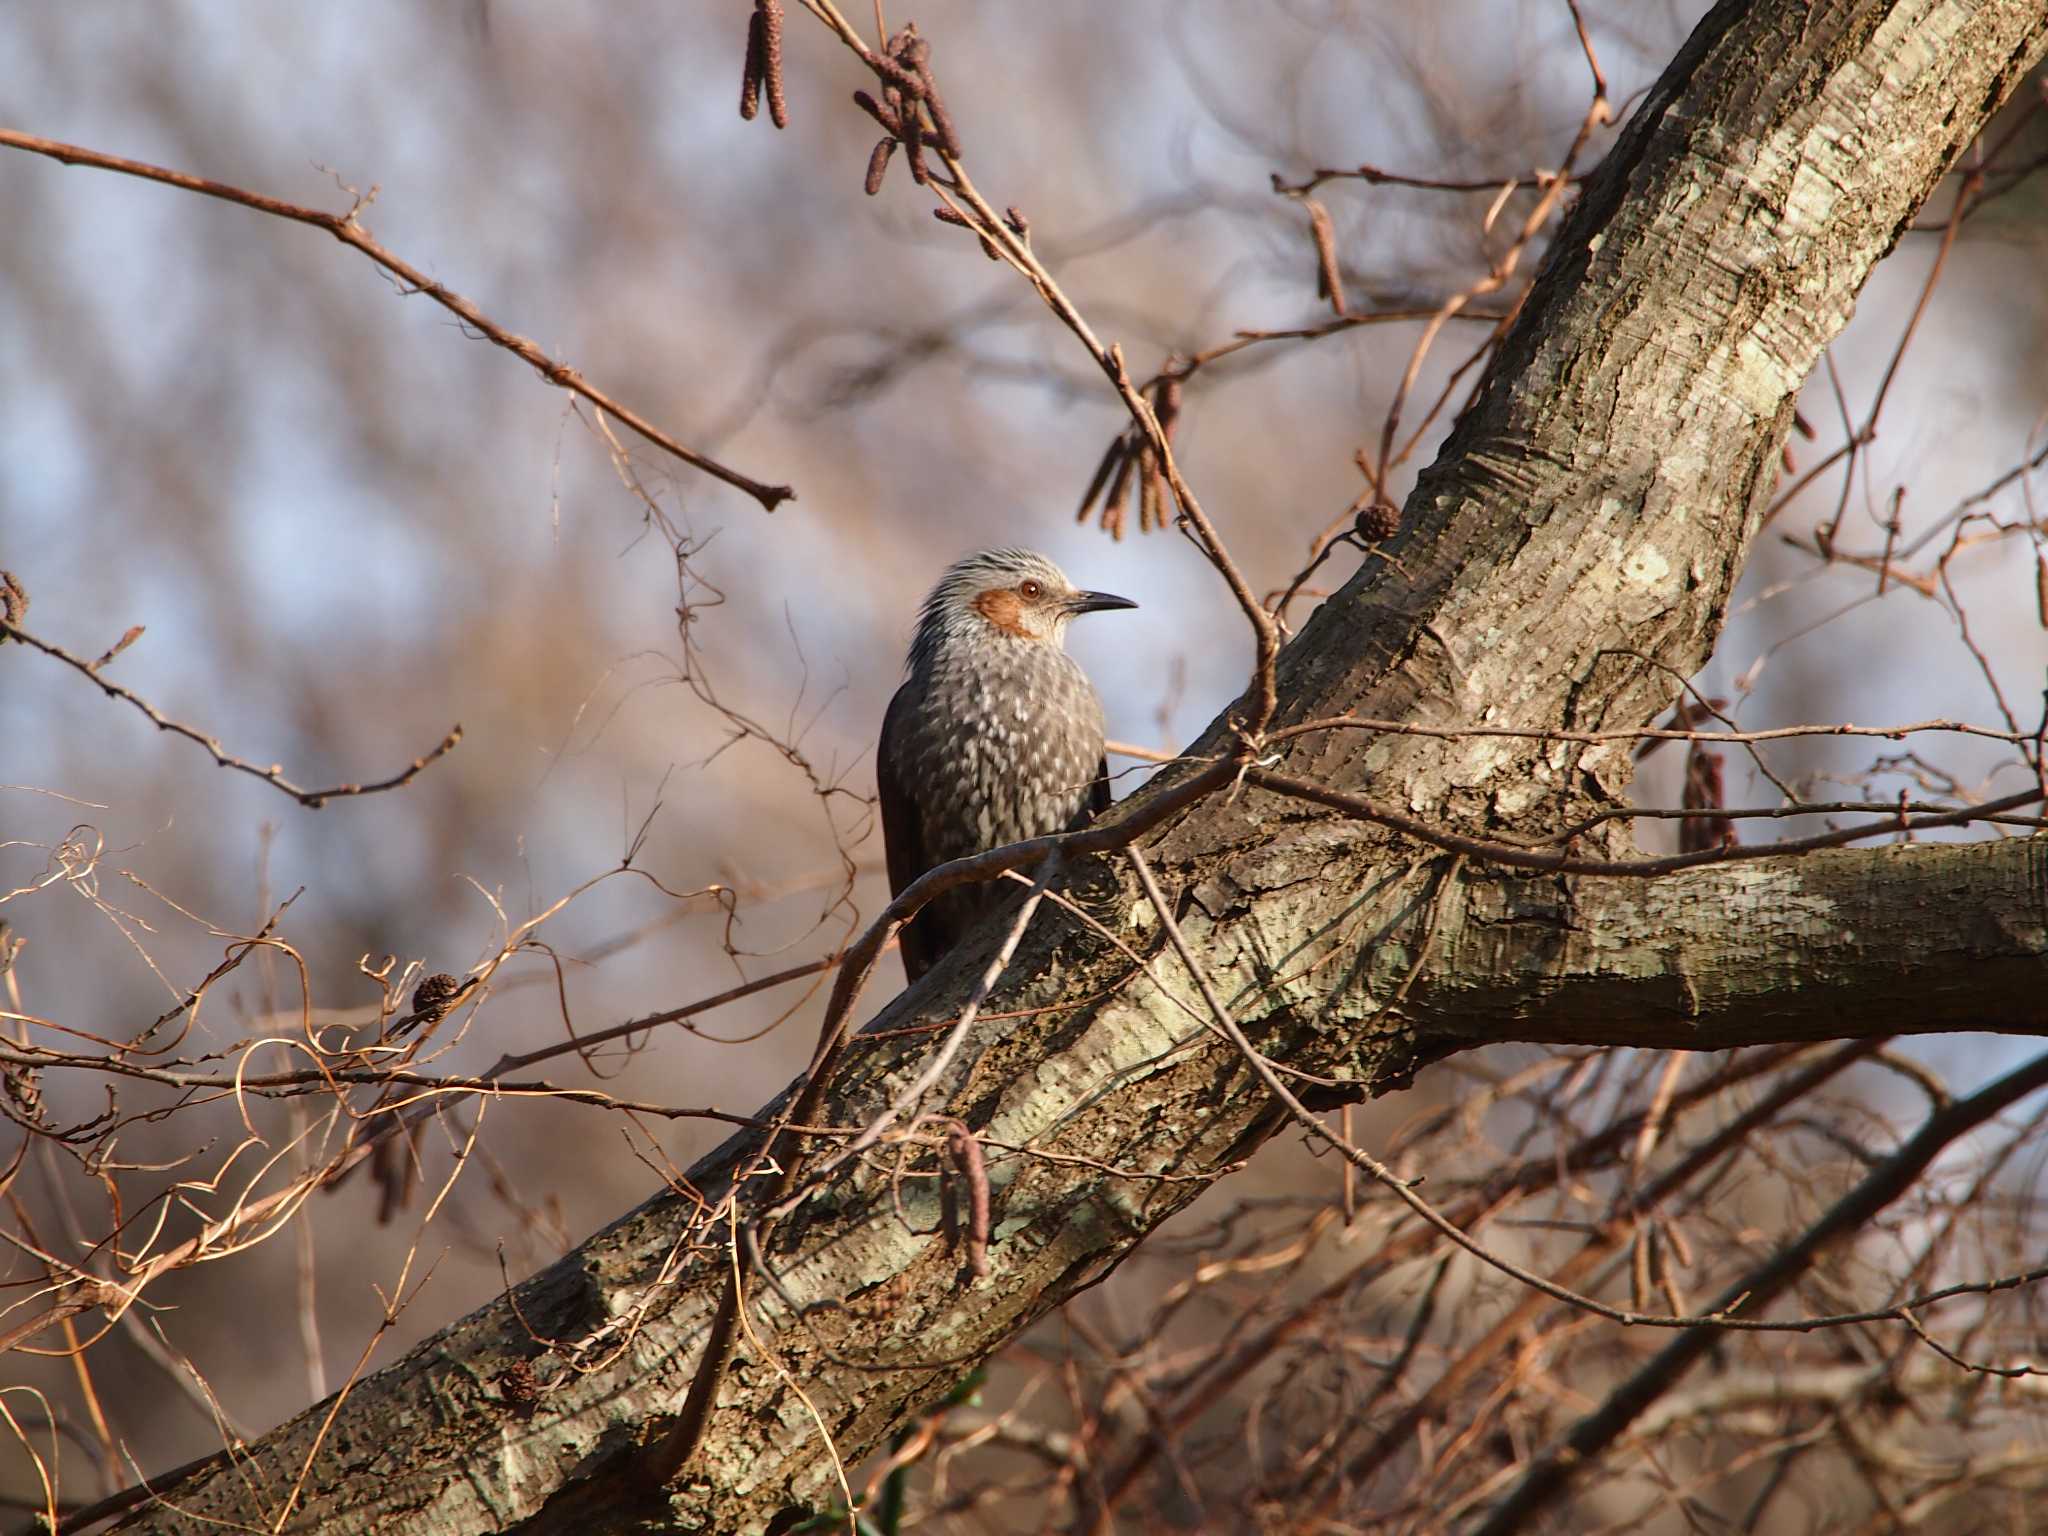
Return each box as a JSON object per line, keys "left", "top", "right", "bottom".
{"left": 1068, "top": 590, "right": 1138, "bottom": 616}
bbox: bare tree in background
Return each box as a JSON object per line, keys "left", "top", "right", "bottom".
{"left": 4, "top": 1, "right": 2048, "bottom": 1532}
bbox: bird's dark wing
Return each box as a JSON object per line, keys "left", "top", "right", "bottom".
{"left": 877, "top": 682, "right": 936, "bottom": 982}
{"left": 1089, "top": 754, "right": 1113, "bottom": 819}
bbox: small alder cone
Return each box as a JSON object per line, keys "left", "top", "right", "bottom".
{"left": 1355, "top": 502, "right": 1401, "bottom": 542}
{"left": 877, "top": 548, "right": 1136, "bottom": 981}
{"left": 411, "top": 971, "right": 463, "bottom": 1024}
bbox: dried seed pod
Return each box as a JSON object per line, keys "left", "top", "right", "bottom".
{"left": 931, "top": 205, "right": 997, "bottom": 255}
{"left": 412, "top": 971, "right": 463, "bottom": 1025}
{"left": 939, "top": 1164, "right": 960, "bottom": 1249}
{"left": 1077, "top": 440, "right": 1129, "bottom": 524}
{"left": 497, "top": 1361, "right": 541, "bottom": 1421}
{"left": 1658, "top": 1257, "right": 1690, "bottom": 1320}
{"left": 892, "top": 27, "right": 930, "bottom": 72}
{"left": 945, "top": 1124, "right": 990, "bottom": 1280}
{"left": 1101, "top": 446, "right": 1137, "bottom": 540}
{"left": 874, "top": 25, "right": 927, "bottom": 97}
{"left": 1153, "top": 375, "right": 1182, "bottom": 443}
{"left": 739, "top": 8, "right": 765, "bottom": 120}
{"left": 865, "top": 137, "right": 897, "bottom": 195}
{"left": 1306, "top": 198, "right": 1347, "bottom": 316}
{"left": 1662, "top": 1217, "right": 1696, "bottom": 1270}
{"left": 371, "top": 1130, "right": 416, "bottom": 1225}
{"left": 1678, "top": 744, "right": 1736, "bottom": 854}
{"left": 1636, "top": 697, "right": 1730, "bottom": 763}
{"left": 1355, "top": 502, "right": 1401, "bottom": 542}
{"left": 1004, "top": 206, "right": 1030, "bottom": 242}
{"left": 922, "top": 91, "right": 962, "bottom": 161}
{"left": 902, "top": 109, "right": 929, "bottom": 185}
{"left": 757, "top": 0, "right": 788, "bottom": 129}
{"left": 852, "top": 88, "right": 902, "bottom": 135}
{"left": 905, "top": 36, "right": 962, "bottom": 160}
{"left": 0, "top": 569, "right": 26, "bottom": 628}
{"left": 869, "top": 55, "right": 924, "bottom": 98}
{"left": 1139, "top": 454, "right": 1165, "bottom": 534}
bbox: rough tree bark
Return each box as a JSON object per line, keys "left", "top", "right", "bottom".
{"left": 101, "top": 2, "right": 2048, "bottom": 1532}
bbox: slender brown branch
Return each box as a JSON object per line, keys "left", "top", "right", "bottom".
{"left": 0, "top": 619, "right": 460, "bottom": 809}
{"left": 1244, "top": 768, "right": 2045, "bottom": 878}
{"left": 1272, "top": 166, "right": 1580, "bottom": 197}
{"left": 1270, "top": 713, "right": 2034, "bottom": 751}
{"left": 0, "top": 128, "right": 794, "bottom": 512}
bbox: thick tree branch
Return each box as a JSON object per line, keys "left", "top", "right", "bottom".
{"left": 1407, "top": 836, "right": 2048, "bottom": 1049}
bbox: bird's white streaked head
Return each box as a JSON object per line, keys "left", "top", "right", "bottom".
{"left": 908, "top": 547, "right": 1136, "bottom": 667}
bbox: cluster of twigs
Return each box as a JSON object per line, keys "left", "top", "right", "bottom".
{"left": 893, "top": 1039, "right": 2048, "bottom": 1533}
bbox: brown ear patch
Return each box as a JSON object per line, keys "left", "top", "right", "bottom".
{"left": 973, "top": 588, "right": 1034, "bottom": 638}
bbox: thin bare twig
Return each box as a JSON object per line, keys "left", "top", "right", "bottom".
{"left": 0, "top": 129, "right": 794, "bottom": 512}
{"left": 0, "top": 620, "right": 460, "bottom": 809}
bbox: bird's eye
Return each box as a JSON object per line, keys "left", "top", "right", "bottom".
{"left": 1019, "top": 579, "right": 1044, "bottom": 600}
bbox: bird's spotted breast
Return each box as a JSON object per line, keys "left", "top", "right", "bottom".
{"left": 880, "top": 548, "right": 1128, "bottom": 982}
